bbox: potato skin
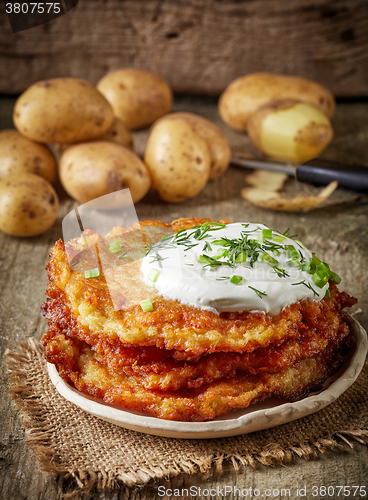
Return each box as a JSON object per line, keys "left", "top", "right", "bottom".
{"left": 97, "top": 69, "right": 172, "bottom": 130}
{"left": 0, "top": 130, "right": 57, "bottom": 183}
{"left": 0, "top": 173, "right": 59, "bottom": 237}
{"left": 248, "top": 99, "right": 334, "bottom": 163}
{"left": 13, "top": 78, "right": 114, "bottom": 143}
{"left": 59, "top": 141, "right": 151, "bottom": 204}
{"left": 144, "top": 118, "right": 211, "bottom": 203}
{"left": 154, "top": 113, "right": 231, "bottom": 179}
{"left": 101, "top": 117, "right": 133, "bottom": 149}
{"left": 219, "top": 72, "right": 335, "bottom": 131}
{"left": 55, "top": 117, "right": 133, "bottom": 156}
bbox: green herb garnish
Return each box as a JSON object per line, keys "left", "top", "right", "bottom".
{"left": 140, "top": 299, "right": 154, "bottom": 312}
{"left": 230, "top": 275, "right": 243, "bottom": 285}
{"left": 84, "top": 268, "right": 100, "bottom": 279}
{"left": 147, "top": 268, "right": 160, "bottom": 283}
{"left": 248, "top": 286, "right": 267, "bottom": 298}
{"left": 108, "top": 241, "right": 122, "bottom": 253}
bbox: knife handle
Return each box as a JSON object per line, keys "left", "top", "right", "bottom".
{"left": 296, "top": 158, "right": 368, "bottom": 193}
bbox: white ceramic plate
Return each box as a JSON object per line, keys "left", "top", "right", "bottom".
{"left": 48, "top": 314, "right": 367, "bottom": 439}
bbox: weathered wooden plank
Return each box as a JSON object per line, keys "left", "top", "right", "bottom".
{"left": 0, "top": 0, "right": 367, "bottom": 96}
{"left": 0, "top": 97, "right": 368, "bottom": 499}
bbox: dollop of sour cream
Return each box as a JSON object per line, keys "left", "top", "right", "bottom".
{"left": 141, "top": 222, "right": 329, "bottom": 315}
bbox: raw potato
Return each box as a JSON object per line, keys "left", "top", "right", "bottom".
{"left": 97, "top": 69, "right": 172, "bottom": 130}
{"left": 101, "top": 117, "right": 133, "bottom": 149}
{"left": 59, "top": 141, "right": 151, "bottom": 204}
{"left": 0, "top": 130, "right": 57, "bottom": 183}
{"left": 144, "top": 118, "right": 211, "bottom": 203}
{"left": 55, "top": 117, "right": 134, "bottom": 156}
{"left": 0, "top": 173, "right": 59, "bottom": 237}
{"left": 248, "top": 100, "right": 334, "bottom": 163}
{"left": 219, "top": 72, "right": 335, "bottom": 131}
{"left": 154, "top": 112, "right": 231, "bottom": 179}
{"left": 13, "top": 78, "right": 114, "bottom": 143}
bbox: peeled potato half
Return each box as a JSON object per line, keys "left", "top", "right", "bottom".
{"left": 248, "top": 100, "right": 333, "bottom": 164}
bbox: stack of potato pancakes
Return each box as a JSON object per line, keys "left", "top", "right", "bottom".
{"left": 42, "top": 218, "right": 356, "bottom": 422}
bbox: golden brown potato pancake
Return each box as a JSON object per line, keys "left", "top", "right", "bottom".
{"left": 42, "top": 217, "right": 356, "bottom": 421}
{"left": 43, "top": 283, "right": 353, "bottom": 391}
{"left": 43, "top": 328, "right": 349, "bottom": 421}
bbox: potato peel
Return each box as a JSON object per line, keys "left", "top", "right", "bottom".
{"left": 245, "top": 170, "right": 289, "bottom": 191}
{"left": 241, "top": 180, "right": 338, "bottom": 212}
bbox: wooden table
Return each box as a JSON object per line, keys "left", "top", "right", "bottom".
{"left": 0, "top": 96, "right": 367, "bottom": 499}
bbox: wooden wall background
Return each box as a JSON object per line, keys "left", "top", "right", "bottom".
{"left": 0, "top": 0, "right": 367, "bottom": 96}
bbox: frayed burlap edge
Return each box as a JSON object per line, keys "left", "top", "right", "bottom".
{"left": 6, "top": 339, "right": 368, "bottom": 499}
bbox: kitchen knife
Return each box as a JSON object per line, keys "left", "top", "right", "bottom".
{"left": 230, "top": 155, "right": 368, "bottom": 194}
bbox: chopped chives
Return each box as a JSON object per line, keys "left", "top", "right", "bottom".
{"left": 84, "top": 268, "right": 100, "bottom": 279}
{"left": 285, "top": 245, "right": 299, "bottom": 260}
{"left": 286, "top": 259, "right": 301, "bottom": 269}
{"left": 302, "top": 260, "right": 316, "bottom": 274}
{"left": 108, "top": 241, "right": 121, "bottom": 253}
{"left": 273, "top": 235, "right": 286, "bottom": 243}
{"left": 236, "top": 252, "right": 247, "bottom": 263}
{"left": 198, "top": 255, "right": 210, "bottom": 264}
{"left": 140, "top": 299, "right": 154, "bottom": 312}
{"left": 118, "top": 252, "right": 128, "bottom": 260}
{"left": 230, "top": 275, "right": 243, "bottom": 285}
{"left": 317, "top": 262, "right": 330, "bottom": 274}
{"left": 312, "top": 270, "right": 329, "bottom": 288}
{"left": 311, "top": 255, "right": 321, "bottom": 266}
{"left": 272, "top": 249, "right": 280, "bottom": 257}
{"left": 330, "top": 272, "right": 341, "bottom": 284}
{"left": 260, "top": 252, "right": 278, "bottom": 267}
{"left": 214, "top": 248, "right": 228, "bottom": 259}
{"left": 262, "top": 229, "right": 272, "bottom": 239}
{"left": 147, "top": 268, "right": 160, "bottom": 283}
{"left": 70, "top": 261, "right": 78, "bottom": 267}
{"left": 325, "top": 289, "right": 331, "bottom": 298}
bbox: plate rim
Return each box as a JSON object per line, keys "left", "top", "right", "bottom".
{"left": 47, "top": 313, "right": 367, "bottom": 439}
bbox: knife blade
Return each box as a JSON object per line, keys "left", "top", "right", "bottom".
{"left": 230, "top": 155, "right": 368, "bottom": 194}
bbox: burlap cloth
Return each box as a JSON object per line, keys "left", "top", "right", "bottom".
{"left": 6, "top": 339, "right": 368, "bottom": 498}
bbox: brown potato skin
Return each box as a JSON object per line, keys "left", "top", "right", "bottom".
{"left": 144, "top": 118, "right": 211, "bottom": 203}
{"left": 219, "top": 72, "right": 335, "bottom": 131}
{"left": 13, "top": 78, "right": 114, "bottom": 143}
{"left": 0, "top": 130, "right": 57, "bottom": 183}
{"left": 0, "top": 173, "right": 59, "bottom": 237}
{"left": 59, "top": 141, "right": 151, "bottom": 204}
{"left": 55, "top": 117, "right": 134, "bottom": 156}
{"left": 97, "top": 69, "right": 172, "bottom": 130}
{"left": 154, "top": 112, "right": 231, "bottom": 179}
